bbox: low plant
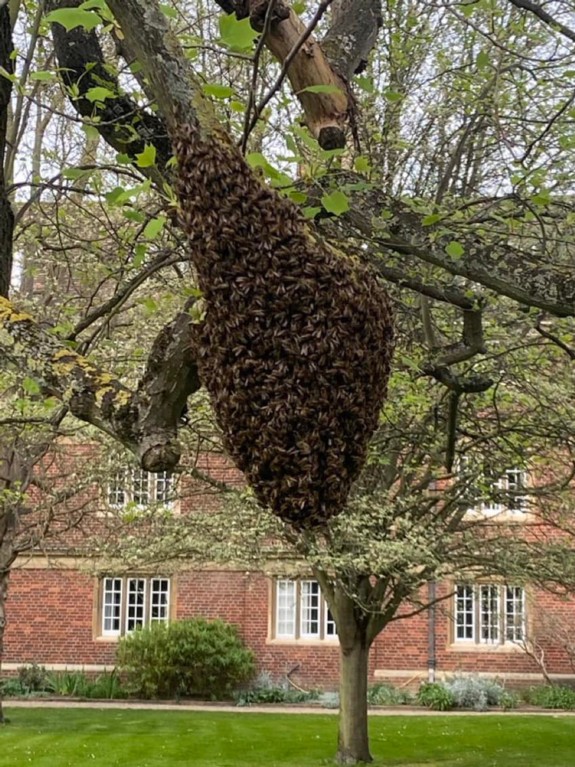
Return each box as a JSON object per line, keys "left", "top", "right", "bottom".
{"left": 0, "top": 677, "right": 26, "bottom": 697}
{"left": 17, "top": 663, "right": 48, "bottom": 694}
{"left": 500, "top": 690, "right": 520, "bottom": 710}
{"left": 444, "top": 676, "right": 506, "bottom": 712}
{"left": 116, "top": 618, "right": 255, "bottom": 700}
{"left": 43, "top": 670, "right": 128, "bottom": 699}
{"left": 317, "top": 691, "right": 339, "bottom": 709}
{"left": 524, "top": 684, "right": 575, "bottom": 710}
{"left": 417, "top": 682, "right": 455, "bottom": 711}
{"left": 367, "top": 683, "right": 413, "bottom": 706}
{"left": 235, "top": 686, "right": 316, "bottom": 706}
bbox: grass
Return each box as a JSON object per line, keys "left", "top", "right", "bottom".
{"left": 1, "top": 708, "right": 574, "bottom": 767}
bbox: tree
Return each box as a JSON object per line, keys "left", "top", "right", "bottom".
{"left": 1, "top": 0, "right": 575, "bottom": 761}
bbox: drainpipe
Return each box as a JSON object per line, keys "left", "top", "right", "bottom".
{"left": 427, "top": 580, "right": 437, "bottom": 683}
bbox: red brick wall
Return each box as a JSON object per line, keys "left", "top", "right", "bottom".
{"left": 4, "top": 565, "right": 575, "bottom": 689}
{"left": 4, "top": 568, "right": 116, "bottom": 667}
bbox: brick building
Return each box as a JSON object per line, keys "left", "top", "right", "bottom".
{"left": 3, "top": 454, "right": 575, "bottom": 690}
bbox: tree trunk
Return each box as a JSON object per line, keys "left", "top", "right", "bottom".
{"left": 337, "top": 636, "right": 372, "bottom": 764}
{"left": 0, "top": 493, "right": 17, "bottom": 726}
{"left": 0, "top": 563, "right": 11, "bottom": 725}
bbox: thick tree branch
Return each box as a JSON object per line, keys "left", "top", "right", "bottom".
{"left": 0, "top": 296, "right": 194, "bottom": 471}
{"left": 215, "top": 0, "right": 352, "bottom": 148}
{"left": 506, "top": 0, "right": 575, "bottom": 44}
{"left": 315, "top": 182, "right": 575, "bottom": 317}
{"left": 322, "top": 0, "right": 382, "bottom": 78}
{"left": 46, "top": 0, "right": 171, "bottom": 185}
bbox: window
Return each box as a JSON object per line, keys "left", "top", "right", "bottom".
{"left": 453, "top": 584, "right": 526, "bottom": 645}
{"left": 479, "top": 468, "right": 527, "bottom": 516}
{"left": 273, "top": 579, "right": 336, "bottom": 641}
{"left": 458, "top": 460, "right": 528, "bottom": 517}
{"left": 101, "top": 576, "right": 170, "bottom": 637}
{"left": 107, "top": 468, "right": 173, "bottom": 508}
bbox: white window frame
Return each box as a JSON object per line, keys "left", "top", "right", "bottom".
{"left": 459, "top": 460, "right": 528, "bottom": 517}
{"left": 453, "top": 584, "right": 526, "bottom": 645}
{"left": 273, "top": 579, "right": 337, "bottom": 641}
{"left": 100, "top": 576, "right": 171, "bottom": 637}
{"left": 107, "top": 468, "right": 174, "bottom": 508}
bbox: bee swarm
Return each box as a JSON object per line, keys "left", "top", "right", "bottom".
{"left": 175, "top": 124, "right": 394, "bottom": 528}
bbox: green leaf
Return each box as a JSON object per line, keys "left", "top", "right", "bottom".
{"left": 302, "top": 206, "right": 321, "bottom": 219}
{"left": 355, "top": 76, "right": 375, "bottom": 94}
{"left": 321, "top": 191, "right": 350, "bottom": 216}
{"left": 160, "top": 3, "right": 178, "bottom": 18}
{"left": 22, "top": 377, "right": 41, "bottom": 396}
{"left": 384, "top": 90, "right": 403, "bottom": 102}
{"left": 202, "top": 83, "right": 234, "bottom": 99}
{"left": 422, "top": 214, "right": 442, "bottom": 226}
{"left": 133, "top": 244, "right": 147, "bottom": 268}
{"left": 219, "top": 14, "right": 259, "bottom": 51}
{"left": 288, "top": 190, "right": 308, "bottom": 204}
{"left": 85, "top": 86, "right": 116, "bottom": 102}
{"left": 531, "top": 190, "right": 551, "bottom": 206}
{"left": 62, "top": 167, "right": 90, "bottom": 181}
{"left": 30, "top": 71, "right": 56, "bottom": 82}
{"left": 299, "top": 84, "right": 343, "bottom": 95}
{"left": 143, "top": 215, "right": 166, "bottom": 240}
{"left": 445, "top": 241, "right": 464, "bottom": 258}
{"left": 476, "top": 50, "right": 490, "bottom": 68}
{"left": 354, "top": 156, "right": 370, "bottom": 173}
{"left": 136, "top": 144, "right": 157, "bottom": 168}
{"left": 44, "top": 8, "right": 101, "bottom": 32}
{"left": 82, "top": 123, "right": 101, "bottom": 141}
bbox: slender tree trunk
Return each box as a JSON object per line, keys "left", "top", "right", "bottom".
{"left": 0, "top": 505, "right": 16, "bottom": 726}
{"left": 337, "top": 633, "right": 372, "bottom": 764}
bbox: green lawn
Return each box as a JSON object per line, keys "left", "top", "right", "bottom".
{"left": 0, "top": 708, "right": 574, "bottom": 767}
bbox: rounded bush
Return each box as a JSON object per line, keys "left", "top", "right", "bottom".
{"left": 116, "top": 618, "right": 255, "bottom": 699}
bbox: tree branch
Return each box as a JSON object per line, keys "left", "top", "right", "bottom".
{"left": 322, "top": 0, "right": 382, "bottom": 78}
{"left": 215, "top": 0, "right": 352, "bottom": 149}
{"left": 46, "top": 0, "right": 172, "bottom": 186}
{"left": 506, "top": 0, "right": 575, "bottom": 44}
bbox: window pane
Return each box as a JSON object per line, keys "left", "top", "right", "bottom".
{"left": 455, "top": 585, "right": 474, "bottom": 640}
{"left": 480, "top": 585, "right": 500, "bottom": 643}
{"left": 126, "top": 578, "right": 146, "bottom": 632}
{"left": 505, "top": 586, "right": 525, "bottom": 641}
{"left": 300, "top": 580, "right": 320, "bottom": 638}
{"left": 108, "top": 472, "right": 125, "bottom": 506}
{"left": 132, "top": 469, "right": 149, "bottom": 505}
{"left": 276, "top": 580, "right": 296, "bottom": 638}
{"left": 150, "top": 578, "right": 170, "bottom": 623}
{"left": 103, "top": 577, "right": 122, "bottom": 635}
{"left": 506, "top": 470, "right": 526, "bottom": 512}
{"left": 325, "top": 607, "right": 337, "bottom": 638}
{"left": 155, "top": 472, "right": 173, "bottom": 504}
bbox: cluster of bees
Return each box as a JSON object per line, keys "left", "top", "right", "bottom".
{"left": 174, "top": 124, "right": 394, "bottom": 528}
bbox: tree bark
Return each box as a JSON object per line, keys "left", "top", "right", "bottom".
{"left": 0, "top": 528, "right": 15, "bottom": 725}
{"left": 338, "top": 635, "right": 372, "bottom": 764}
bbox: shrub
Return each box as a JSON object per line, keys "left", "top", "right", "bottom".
{"left": 444, "top": 676, "right": 506, "bottom": 711}
{"left": 417, "top": 682, "right": 455, "bottom": 711}
{"left": 367, "top": 683, "right": 413, "bottom": 706}
{"left": 234, "top": 671, "right": 318, "bottom": 706}
{"left": 235, "top": 686, "right": 316, "bottom": 706}
{"left": 116, "top": 618, "right": 255, "bottom": 700}
{"left": 524, "top": 685, "right": 575, "bottom": 710}
{"left": 0, "top": 678, "right": 26, "bottom": 697}
{"left": 500, "top": 691, "right": 520, "bottom": 710}
{"left": 17, "top": 664, "right": 47, "bottom": 694}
